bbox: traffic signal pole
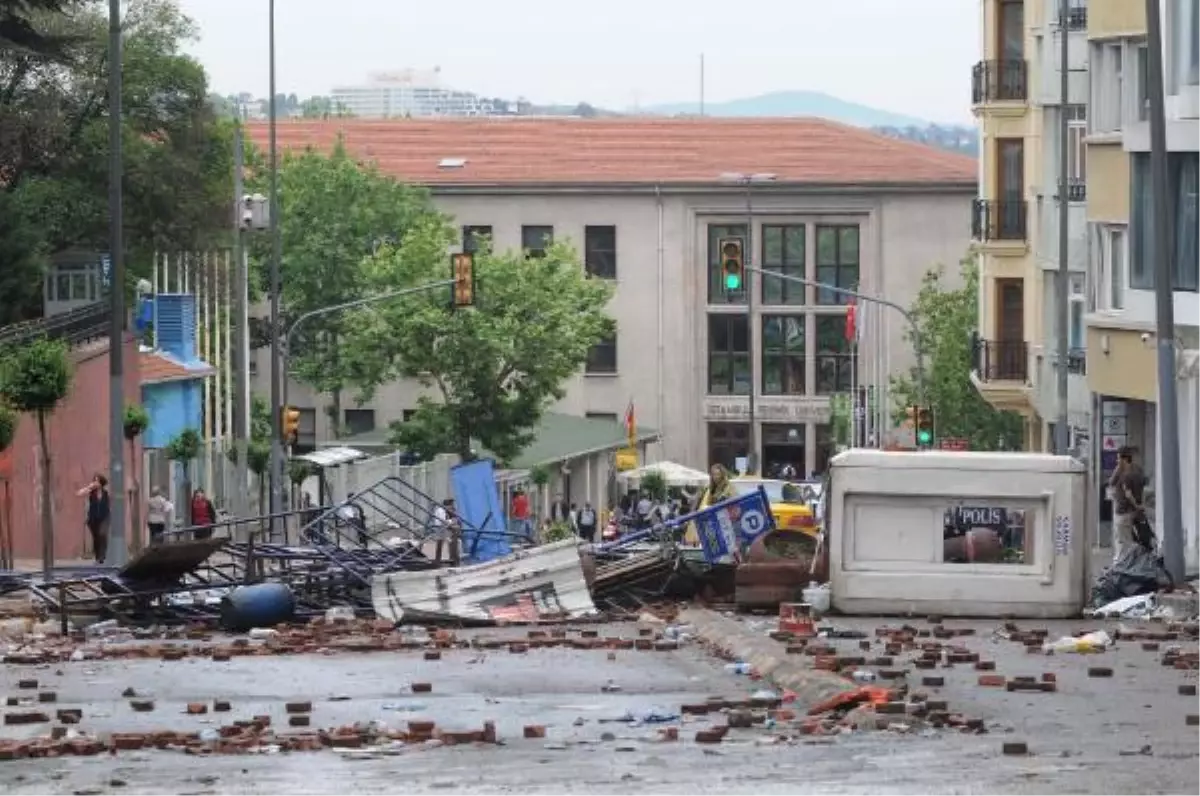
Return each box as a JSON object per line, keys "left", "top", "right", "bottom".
{"left": 743, "top": 266, "right": 929, "bottom": 422}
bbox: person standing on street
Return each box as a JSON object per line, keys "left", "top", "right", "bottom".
{"left": 577, "top": 502, "right": 598, "bottom": 543}
{"left": 77, "top": 474, "right": 110, "bottom": 564}
{"left": 1108, "top": 445, "right": 1147, "bottom": 563}
{"left": 190, "top": 488, "right": 217, "bottom": 540}
{"left": 146, "top": 487, "right": 173, "bottom": 544}
{"left": 511, "top": 489, "right": 532, "bottom": 540}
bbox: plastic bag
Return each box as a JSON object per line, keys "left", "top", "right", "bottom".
{"left": 1042, "top": 629, "right": 1112, "bottom": 654}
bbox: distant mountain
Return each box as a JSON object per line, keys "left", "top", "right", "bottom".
{"left": 639, "top": 91, "right": 932, "bottom": 129}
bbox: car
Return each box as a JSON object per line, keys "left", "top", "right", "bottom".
{"left": 682, "top": 476, "right": 818, "bottom": 549}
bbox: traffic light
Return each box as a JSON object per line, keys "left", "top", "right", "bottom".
{"left": 450, "top": 252, "right": 475, "bottom": 308}
{"left": 282, "top": 407, "right": 301, "bottom": 445}
{"left": 719, "top": 237, "right": 744, "bottom": 292}
{"left": 916, "top": 406, "right": 934, "bottom": 447}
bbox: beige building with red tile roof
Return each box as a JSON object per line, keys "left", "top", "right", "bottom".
{"left": 246, "top": 118, "right": 977, "bottom": 484}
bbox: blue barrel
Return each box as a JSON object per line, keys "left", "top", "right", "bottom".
{"left": 220, "top": 583, "right": 296, "bottom": 631}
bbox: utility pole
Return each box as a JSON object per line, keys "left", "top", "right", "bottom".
{"left": 232, "top": 121, "right": 250, "bottom": 522}
{"left": 1053, "top": 0, "right": 1070, "bottom": 455}
{"left": 106, "top": 0, "right": 127, "bottom": 567}
{"left": 267, "top": 0, "right": 284, "bottom": 535}
{"left": 1144, "top": 0, "right": 1185, "bottom": 583}
{"left": 744, "top": 183, "right": 757, "bottom": 474}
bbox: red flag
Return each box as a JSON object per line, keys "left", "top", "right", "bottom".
{"left": 623, "top": 400, "right": 636, "bottom": 442}
{"left": 845, "top": 301, "right": 857, "bottom": 343}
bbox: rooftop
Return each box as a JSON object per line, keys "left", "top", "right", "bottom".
{"left": 140, "top": 349, "right": 216, "bottom": 386}
{"left": 243, "top": 117, "right": 977, "bottom": 188}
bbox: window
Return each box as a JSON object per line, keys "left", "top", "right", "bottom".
{"left": 708, "top": 223, "right": 748, "bottom": 305}
{"left": 1130, "top": 153, "right": 1200, "bottom": 292}
{"left": 1089, "top": 42, "right": 1124, "bottom": 134}
{"left": 343, "top": 408, "right": 376, "bottom": 436}
{"left": 708, "top": 314, "right": 750, "bottom": 395}
{"left": 761, "top": 315, "right": 805, "bottom": 395}
{"left": 584, "top": 225, "right": 617, "bottom": 279}
{"left": 1068, "top": 274, "right": 1085, "bottom": 350}
{"left": 402, "top": 409, "right": 417, "bottom": 422}
{"left": 1066, "top": 104, "right": 1087, "bottom": 198}
{"left": 708, "top": 423, "right": 750, "bottom": 472}
{"left": 761, "top": 225, "right": 805, "bottom": 305}
{"left": 45, "top": 264, "right": 99, "bottom": 303}
{"left": 815, "top": 316, "right": 853, "bottom": 394}
{"left": 941, "top": 502, "right": 1032, "bottom": 565}
{"left": 585, "top": 412, "right": 618, "bottom": 423}
{"left": 1093, "top": 224, "right": 1127, "bottom": 311}
{"left": 462, "top": 225, "right": 493, "bottom": 254}
{"left": 585, "top": 330, "right": 618, "bottom": 374}
{"left": 1173, "top": 0, "right": 1199, "bottom": 88}
{"left": 814, "top": 225, "right": 860, "bottom": 305}
{"left": 521, "top": 225, "right": 553, "bottom": 258}
{"left": 1136, "top": 44, "right": 1150, "bottom": 122}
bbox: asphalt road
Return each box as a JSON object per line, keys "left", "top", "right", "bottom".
{"left": 1, "top": 619, "right": 1197, "bottom": 795}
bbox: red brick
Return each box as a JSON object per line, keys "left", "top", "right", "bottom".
{"left": 482, "top": 721, "right": 497, "bottom": 744}
{"left": 411, "top": 683, "right": 432, "bottom": 693}
{"left": 213, "top": 700, "right": 231, "bottom": 712}
{"left": 129, "top": 699, "right": 155, "bottom": 712}
{"left": 111, "top": 733, "right": 146, "bottom": 751}
{"left": 3, "top": 710, "right": 49, "bottom": 725}
{"left": 289, "top": 715, "right": 311, "bottom": 727}
{"left": 55, "top": 709, "right": 82, "bottom": 723}
{"left": 978, "top": 675, "right": 1006, "bottom": 687}
{"left": 523, "top": 725, "right": 546, "bottom": 738}
{"left": 285, "top": 701, "right": 312, "bottom": 714}
{"left": 658, "top": 726, "right": 679, "bottom": 741}
{"left": 508, "top": 643, "right": 529, "bottom": 654}
{"left": 1180, "top": 684, "right": 1198, "bottom": 696}
{"left": 694, "top": 729, "right": 725, "bottom": 744}
{"left": 974, "top": 660, "right": 996, "bottom": 671}
{"left": 1041, "top": 673, "right": 1056, "bottom": 683}
{"left": 423, "top": 650, "right": 442, "bottom": 661}
{"left": 186, "top": 702, "right": 208, "bottom": 715}
{"left": 408, "top": 720, "right": 436, "bottom": 735}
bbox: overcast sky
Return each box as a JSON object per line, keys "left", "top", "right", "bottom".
{"left": 176, "top": 0, "right": 979, "bottom": 124}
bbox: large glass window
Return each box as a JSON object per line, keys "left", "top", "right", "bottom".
{"left": 584, "top": 225, "right": 617, "bottom": 279}
{"left": 708, "top": 314, "right": 750, "bottom": 395}
{"left": 1130, "top": 153, "right": 1199, "bottom": 292}
{"left": 815, "top": 315, "right": 853, "bottom": 394}
{"left": 815, "top": 225, "right": 860, "bottom": 305}
{"left": 761, "top": 225, "right": 805, "bottom": 305}
{"left": 761, "top": 315, "right": 805, "bottom": 395}
{"left": 708, "top": 223, "right": 748, "bottom": 305}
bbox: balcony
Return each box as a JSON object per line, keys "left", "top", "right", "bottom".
{"left": 972, "top": 199, "right": 1028, "bottom": 242}
{"left": 972, "top": 60, "right": 1028, "bottom": 105}
{"left": 973, "top": 338, "right": 1029, "bottom": 382}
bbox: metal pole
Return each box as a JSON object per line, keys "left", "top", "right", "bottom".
{"left": 1144, "top": 0, "right": 1185, "bottom": 583}
{"left": 106, "top": 0, "right": 127, "bottom": 567}
{"left": 744, "top": 266, "right": 929, "bottom": 414}
{"left": 267, "top": 0, "right": 284, "bottom": 533}
{"left": 1053, "top": 0, "right": 1070, "bottom": 455}
{"left": 232, "top": 122, "right": 250, "bottom": 521}
{"left": 744, "top": 183, "right": 758, "bottom": 474}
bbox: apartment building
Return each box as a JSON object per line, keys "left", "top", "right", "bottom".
{"left": 246, "top": 118, "right": 977, "bottom": 479}
{"left": 970, "top": 0, "right": 1092, "bottom": 452}
{"left": 1083, "top": 0, "right": 1199, "bottom": 570}
{"left": 330, "top": 70, "right": 499, "bottom": 118}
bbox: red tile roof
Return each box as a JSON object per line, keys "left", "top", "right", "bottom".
{"left": 244, "top": 118, "right": 977, "bottom": 188}
{"left": 140, "top": 351, "right": 215, "bottom": 385}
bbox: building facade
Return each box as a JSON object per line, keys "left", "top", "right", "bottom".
{"left": 330, "top": 70, "right": 499, "bottom": 118}
{"left": 247, "top": 118, "right": 977, "bottom": 479}
{"left": 970, "top": 0, "right": 1092, "bottom": 452}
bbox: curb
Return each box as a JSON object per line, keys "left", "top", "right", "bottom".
{"left": 679, "top": 607, "right": 857, "bottom": 713}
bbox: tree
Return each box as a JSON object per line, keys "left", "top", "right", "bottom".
{"left": 122, "top": 404, "right": 149, "bottom": 552}
{"left": 165, "top": 428, "right": 200, "bottom": 524}
{"left": 0, "top": 401, "right": 15, "bottom": 570}
{"left": 340, "top": 222, "right": 614, "bottom": 462}
{"left": 246, "top": 141, "right": 438, "bottom": 429}
{"left": 891, "top": 257, "right": 1024, "bottom": 451}
{"left": 246, "top": 439, "right": 270, "bottom": 516}
{"left": 0, "top": 0, "right": 82, "bottom": 58}
{"left": 0, "top": 337, "right": 72, "bottom": 576}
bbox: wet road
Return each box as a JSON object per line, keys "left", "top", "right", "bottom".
{"left": 2, "top": 619, "right": 1198, "bottom": 795}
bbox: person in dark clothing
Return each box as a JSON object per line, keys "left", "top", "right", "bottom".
{"left": 190, "top": 489, "right": 217, "bottom": 540}
{"left": 337, "top": 492, "right": 369, "bottom": 547}
{"left": 577, "top": 502, "right": 598, "bottom": 543}
{"left": 1108, "top": 446, "right": 1148, "bottom": 562}
{"left": 76, "top": 474, "right": 110, "bottom": 564}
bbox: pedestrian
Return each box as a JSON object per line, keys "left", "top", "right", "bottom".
{"left": 549, "top": 493, "right": 569, "bottom": 525}
{"left": 146, "top": 486, "right": 173, "bottom": 545}
{"left": 635, "top": 491, "right": 653, "bottom": 529}
{"left": 577, "top": 502, "right": 598, "bottom": 543}
{"left": 338, "top": 491, "right": 369, "bottom": 547}
{"left": 190, "top": 488, "right": 217, "bottom": 540}
{"left": 1108, "top": 445, "right": 1147, "bottom": 563}
{"left": 76, "top": 474, "right": 110, "bottom": 564}
{"left": 511, "top": 489, "right": 532, "bottom": 540}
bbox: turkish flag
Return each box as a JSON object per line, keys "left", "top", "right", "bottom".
{"left": 845, "top": 302, "right": 857, "bottom": 343}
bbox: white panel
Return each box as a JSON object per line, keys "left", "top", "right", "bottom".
{"left": 850, "top": 500, "right": 938, "bottom": 563}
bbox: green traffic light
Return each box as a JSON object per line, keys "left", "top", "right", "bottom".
{"left": 917, "top": 430, "right": 932, "bottom": 444}
{"left": 724, "top": 273, "right": 742, "bottom": 290}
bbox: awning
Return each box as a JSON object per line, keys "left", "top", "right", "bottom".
{"left": 617, "top": 461, "right": 709, "bottom": 488}
{"left": 296, "top": 447, "right": 368, "bottom": 468}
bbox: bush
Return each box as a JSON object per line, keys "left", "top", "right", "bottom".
{"left": 165, "top": 429, "right": 202, "bottom": 462}
{"left": 541, "top": 522, "right": 575, "bottom": 543}
{"left": 123, "top": 404, "right": 150, "bottom": 440}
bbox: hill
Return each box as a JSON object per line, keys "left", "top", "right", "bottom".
{"left": 639, "top": 90, "right": 931, "bottom": 129}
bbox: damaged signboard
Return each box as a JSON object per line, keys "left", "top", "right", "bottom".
{"left": 694, "top": 488, "right": 776, "bottom": 565}
{"left": 371, "top": 538, "right": 597, "bottom": 624}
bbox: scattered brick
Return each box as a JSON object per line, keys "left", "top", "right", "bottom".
{"left": 408, "top": 720, "right": 436, "bottom": 735}
{"left": 871, "top": 656, "right": 894, "bottom": 667}
{"left": 1179, "top": 684, "right": 1197, "bottom": 696}
{"left": 129, "top": 699, "right": 155, "bottom": 712}
{"left": 638, "top": 627, "right": 653, "bottom": 637}
{"left": 523, "top": 725, "right": 546, "bottom": 739}
{"left": 37, "top": 691, "right": 57, "bottom": 703}
{"left": 482, "top": 721, "right": 497, "bottom": 744}
{"left": 285, "top": 701, "right": 312, "bottom": 714}
{"left": 508, "top": 643, "right": 529, "bottom": 654}
{"left": 974, "top": 660, "right": 996, "bottom": 671}
{"left": 424, "top": 650, "right": 442, "bottom": 661}
{"left": 56, "top": 709, "right": 82, "bottom": 724}
{"left": 921, "top": 676, "right": 944, "bottom": 687}
{"left": 1187, "top": 715, "right": 1198, "bottom": 727}
{"left": 411, "top": 683, "right": 432, "bottom": 694}
{"left": 211, "top": 650, "right": 231, "bottom": 662}
{"left": 185, "top": 703, "right": 208, "bottom": 715}
{"left": 859, "top": 640, "right": 872, "bottom": 651}
{"left": 289, "top": 715, "right": 311, "bottom": 727}
{"left": 694, "top": 729, "right": 725, "bottom": 744}
{"left": 681, "top": 703, "right": 710, "bottom": 715}
{"left": 4, "top": 697, "right": 18, "bottom": 706}
{"left": 654, "top": 640, "right": 679, "bottom": 651}
{"left": 16, "top": 679, "right": 37, "bottom": 690}
{"left": 785, "top": 644, "right": 807, "bottom": 654}
{"left": 1041, "top": 673, "right": 1056, "bottom": 684}
{"left": 110, "top": 733, "right": 146, "bottom": 751}
{"left": 1142, "top": 642, "right": 1161, "bottom": 652}
{"left": 876, "top": 702, "right": 907, "bottom": 715}
{"left": 213, "top": 700, "right": 231, "bottom": 712}
{"left": 3, "top": 711, "right": 49, "bottom": 725}
{"left": 1087, "top": 667, "right": 1114, "bottom": 678}
{"left": 925, "top": 700, "right": 948, "bottom": 712}
{"left": 913, "top": 659, "right": 936, "bottom": 670}
{"left": 978, "top": 675, "right": 1006, "bottom": 688}
{"left": 658, "top": 727, "right": 679, "bottom": 741}
{"left": 580, "top": 630, "right": 599, "bottom": 639}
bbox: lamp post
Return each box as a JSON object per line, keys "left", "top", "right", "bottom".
{"left": 106, "top": 0, "right": 127, "bottom": 566}
{"left": 718, "top": 172, "right": 776, "bottom": 475}
{"left": 266, "top": 0, "right": 285, "bottom": 535}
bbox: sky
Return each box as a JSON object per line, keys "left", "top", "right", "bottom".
{"left": 176, "top": 0, "right": 980, "bottom": 124}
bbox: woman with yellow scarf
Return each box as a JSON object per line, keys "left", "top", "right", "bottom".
{"left": 683, "top": 464, "right": 737, "bottom": 546}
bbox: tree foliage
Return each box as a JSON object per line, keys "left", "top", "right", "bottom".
{"left": 245, "top": 141, "right": 437, "bottom": 421}
{"left": 0, "top": 0, "right": 84, "bottom": 58}
{"left": 0, "top": 337, "right": 71, "bottom": 412}
{"left": 891, "top": 257, "right": 1024, "bottom": 451}
{"left": 1, "top": 0, "right": 234, "bottom": 324}
{"left": 164, "top": 427, "right": 201, "bottom": 463}
{"left": 0, "top": 401, "right": 16, "bottom": 451}
{"left": 122, "top": 403, "right": 149, "bottom": 439}
{"left": 340, "top": 223, "right": 614, "bottom": 463}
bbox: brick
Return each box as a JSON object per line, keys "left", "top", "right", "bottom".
{"left": 211, "top": 650, "right": 232, "bottom": 662}
{"left": 694, "top": 729, "right": 725, "bottom": 744}
{"left": 411, "top": 683, "right": 432, "bottom": 694}
{"left": 653, "top": 640, "right": 679, "bottom": 651}
{"left": 289, "top": 715, "right": 311, "bottom": 727}
{"left": 439, "top": 730, "right": 482, "bottom": 746}
{"left": 186, "top": 702, "right": 208, "bottom": 715}
{"left": 328, "top": 734, "right": 363, "bottom": 749}
{"left": 1187, "top": 715, "right": 1199, "bottom": 726}
{"left": 3, "top": 711, "right": 49, "bottom": 725}
{"left": 424, "top": 650, "right": 442, "bottom": 661}
{"left": 408, "top": 720, "right": 436, "bottom": 735}
{"left": 580, "top": 630, "right": 599, "bottom": 639}
{"left": 482, "top": 721, "right": 497, "bottom": 744}
{"left": 785, "top": 644, "right": 807, "bottom": 654}
{"left": 770, "top": 708, "right": 796, "bottom": 722}
{"left": 978, "top": 675, "right": 1006, "bottom": 687}
{"left": 836, "top": 656, "right": 867, "bottom": 668}
{"left": 252, "top": 714, "right": 272, "bottom": 728}
{"left": 1142, "top": 642, "right": 1161, "bottom": 652}
{"left": 16, "top": 679, "right": 37, "bottom": 690}
{"left": 658, "top": 726, "right": 679, "bottom": 741}
{"left": 876, "top": 701, "right": 907, "bottom": 715}
{"left": 1179, "top": 684, "right": 1198, "bottom": 696}
{"left": 508, "top": 643, "right": 529, "bottom": 654}
{"left": 921, "top": 676, "right": 944, "bottom": 687}
{"left": 871, "top": 656, "right": 894, "bottom": 667}
{"left": 4, "top": 696, "right": 18, "bottom": 706}
{"left": 1041, "top": 673, "right": 1056, "bottom": 683}
{"left": 1087, "top": 667, "right": 1114, "bottom": 678}
{"left": 1002, "top": 741, "right": 1028, "bottom": 755}
{"left": 111, "top": 733, "right": 146, "bottom": 751}
{"left": 974, "top": 660, "right": 996, "bottom": 671}
{"left": 681, "top": 703, "right": 710, "bottom": 715}
{"left": 66, "top": 739, "right": 105, "bottom": 756}
{"left": 161, "top": 647, "right": 186, "bottom": 661}
{"left": 213, "top": 700, "right": 231, "bottom": 712}
{"left": 56, "top": 709, "right": 82, "bottom": 723}
{"left": 878, "top": 669, "right": 907, "bottom": 679}
{"left": 859, "top": 640, "right": 872, "bottom": 651}
{"left": 523, "top": 724, "right": 546, "bottom": 738}
{"left": 37, "top": 691, "right": 57, "bottom": 703}
{"left": 285, "top": 701, "right": 312, "bottom": 714}
{"left": 727, "top": 710, "right": 754, "bottom": 728}
{"left": 634, "top": 638, "right": 653, "bottom": 650}
{"left": 925, "top": 700, "right": 948, "bottom": 711}
{"left": 129, "top": 699, "right": 155, "bottom": 712}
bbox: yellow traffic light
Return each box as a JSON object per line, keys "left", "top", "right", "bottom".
{"left": 451, "top": 252, "right": 475, "bottom": 308}
{"left": 282, "top": 407, "right": 301, "bottom": 445}
{"left": 719, "top": 237, "right": 744, "bottom": 292}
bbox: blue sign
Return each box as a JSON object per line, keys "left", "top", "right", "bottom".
{"left": 693, "top": 488, "right": 775, "bottom": 564}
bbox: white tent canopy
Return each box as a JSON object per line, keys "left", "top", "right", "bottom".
{"left": 617, "top": 461, "right": 710, "bottom": 488}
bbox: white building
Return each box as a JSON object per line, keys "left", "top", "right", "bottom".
{"left": 248, "top": 117, "right": 977, "bottom": 499}
{"left": 330, "top": 69, "right": 499, "bottom": 118}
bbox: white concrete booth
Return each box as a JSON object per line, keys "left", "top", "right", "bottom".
{"left": 827, "top": 449, "right": 1088, "bottom": 618}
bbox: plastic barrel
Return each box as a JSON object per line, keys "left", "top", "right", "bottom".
{"left": 220, "top": 582, "right": 296, "bottom": 631}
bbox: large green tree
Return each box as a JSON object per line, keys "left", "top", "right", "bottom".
{"left": 339, "top": 221, "right": 614, "bottom": 462}
{"left": 0, "top": 0, "right": 82, "bottom": 57}
{"left": 246, "top": 141, "right": 436, "bottom": 431}
{"left": 891, "top": 257, "right": 1025, "bottom": 451}
{"left": 1, "top": 0, "right": 234, "bottom": 325}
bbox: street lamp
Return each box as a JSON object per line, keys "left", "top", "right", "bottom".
{"left": 718, "top": 172, "right": 777, "bottom": 475}
{"left": 106, "top": 0, "right": 127, "bottom": 566}
{"left": 266, "top": 0, "right": 285, "bottom": 532}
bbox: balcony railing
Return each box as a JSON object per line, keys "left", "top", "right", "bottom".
{"left": 973, "top": 337, "right": 1029, "bottom": 382}
{"left": 972, "top": 199, "right": 1028, "bottom": 242}
{"left": 0, "top": 301, "right": 111, "bottom": 351}
{"left": 972, "top": 59, "right": 1028, "bottom": 104}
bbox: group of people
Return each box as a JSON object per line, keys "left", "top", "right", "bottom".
{"left": 76, "top": 473, "right": 218, "bottom": 565}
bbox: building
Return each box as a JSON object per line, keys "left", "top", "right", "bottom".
{"left": 330, "top": 70, "right": 499, "bottom": 119}
{"left": 1082, "top": 0, "right": 1199, "bottom": 570}
{"left": 139, "top": 295, "right": 217, "bottom": 450}
{"left": 970, "top": 0, "right": 1092, "bottom": 452}
{"left": 245, "top": 117, "right": 976, "bottom": 491}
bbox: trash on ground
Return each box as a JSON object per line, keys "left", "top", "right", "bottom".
{"left": 1042, "top": 630, "right": 1113, "bottom": 654}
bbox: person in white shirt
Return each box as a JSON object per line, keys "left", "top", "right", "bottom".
{"left": 146, "top": 487, "right": 173, "bottom": 544}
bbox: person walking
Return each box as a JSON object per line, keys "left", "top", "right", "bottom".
{"left": 1108, "top": 445, "right": 1147, "bottom": 563}
{"left": 146, "top": 487, "right": 173, "bottom": 544}
{"left": 190, "top": 488, "right": 217, "bottom": 540}
{"left": 77, "top": 474, "right": 110, "bottom": 564}
{"left": 511, "top": 489, "right": 532, "bottom": 540}
{"left": 577, "top": 502, "right": 598, "bottom": 543}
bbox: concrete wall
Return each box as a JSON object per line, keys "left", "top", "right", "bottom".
{"left": 141, "top": 379, "right": 204, "bottom": 450}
